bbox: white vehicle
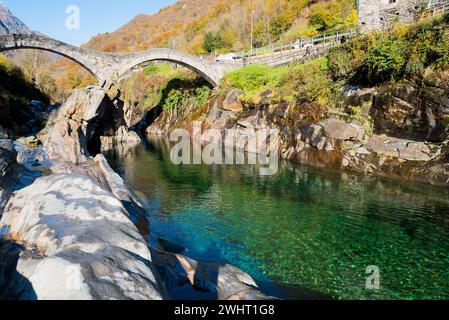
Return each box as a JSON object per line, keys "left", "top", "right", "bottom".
{"left": 216, "top": 53, "right": 238, "bottom": 62}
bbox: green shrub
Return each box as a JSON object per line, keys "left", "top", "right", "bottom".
{"left": 327, "top": 48, "right": 356, "bottom": 80}
{"left": 194, "top": 85, "right": 212, "bottom": 107}
{"left": 162, "top": 85, "right": 211, "bottom": 112}
{"left": 163, "top": 89, "right": 188, "bottom": 111}
{"left": 282, "top": 57, "right": 334, "bottom": 105}
{"left": 0, "top": 54, "right": 24, "bottom": 80}
{"left": 202, "top": 31, "right": 224, "bottom": 53}
{"left": 434, "top": 30, "right": 449, "bottom": 70}
{"left": 362, "top": 39, "right": 408, "bottom": 83}
{"left": 222, "top": 64, "right": 288, "bottom": 98}
{"left": 143, "top": 64, "right": 181, "bottom": 78}
{"left": 348, "top": 105, "right": 374, "bottom": 136}
{"left": 161, "top": 77, "right": 212, "bottom": 112}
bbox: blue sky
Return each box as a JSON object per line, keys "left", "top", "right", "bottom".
{"left": 2, "top": 0, "right": 176, "bottom": 46}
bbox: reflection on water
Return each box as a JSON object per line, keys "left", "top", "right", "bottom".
{"left": 105, "top": 137, "right": 449, "bottom": 300}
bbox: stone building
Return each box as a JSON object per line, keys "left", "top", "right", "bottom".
{"left": 358, "top": 0, "right": 430, "bottom": 30}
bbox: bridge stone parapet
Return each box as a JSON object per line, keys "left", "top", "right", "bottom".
{"left": 117, "top": 48, "right": 239, "bottom": 87}
{"left": 0, "top": 34, "right": 240, "bottom": 87}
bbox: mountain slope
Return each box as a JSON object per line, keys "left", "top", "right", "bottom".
{"left": 84, "top": 0, "right": 357, "bottom": 54}
{"left": 0, "top": 2, "right": 32, "bottom": 35}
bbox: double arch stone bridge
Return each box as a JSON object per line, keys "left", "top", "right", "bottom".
{"left": 0, "top": 34, "right": 240, "bottom": 87}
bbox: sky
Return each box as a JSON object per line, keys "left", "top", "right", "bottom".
{"left": 2, "top": 0, "right": 177, "bottom": 46}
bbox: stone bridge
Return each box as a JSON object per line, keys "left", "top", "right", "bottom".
{"left": 0, "top": 34, "right": 240, "bottom": 87}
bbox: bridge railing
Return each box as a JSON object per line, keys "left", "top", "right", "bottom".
{"left": 230, "top": 27, "right": 359, "bottom": 63}
{"left": 421, "top": 0, "right": 449, "bottom": 18}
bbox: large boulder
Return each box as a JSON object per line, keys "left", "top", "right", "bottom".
{"left": 368, "top": 82, "right": 449, "bottom": 141}
{"left": 42, "top": 87, "right": 142, "bottom": 163}
{"left": 365, "top": 135, "right": 437, "bottom": 162}
{"left": 42, "top": 86, "right": 111, "bottom": 164}
{"left": 0, "top": 173, "right": 166, "bottom": 300}
{"left": 152, "top": 240, "right": 275, "bottom": 300}
{"left": 175, "top": 255, "right": 274, "bottom": 300}
{"left": 222, "top": 90, "right": 243, "bottom": 112}
{"left": 321, "top": 118, "right": 364, "bottom": 141}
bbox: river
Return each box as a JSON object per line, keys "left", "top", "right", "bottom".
{"left": 104, "top": 136, "right": 449, "bottom": 300}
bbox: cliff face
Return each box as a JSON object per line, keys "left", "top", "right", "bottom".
{"left": 0, "top": 2, "right": 32, "bottom": 35}
{"left": 143, "top": 78, "right": 449, "bottom": 187}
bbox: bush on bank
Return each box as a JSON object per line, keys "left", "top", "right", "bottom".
{"left": 121, "top": 63, "right": 212, "bottom": 114}
{"left": 328, "top": 13, "right": 449, "bottom": 85}
{"left": 220, "top": 13, "right": 449, "bottom": 108}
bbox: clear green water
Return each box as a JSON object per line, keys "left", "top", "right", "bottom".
{"left": 105, "top": 137, "right": 449, "bottom": 300}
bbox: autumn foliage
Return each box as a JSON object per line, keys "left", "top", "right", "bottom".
{"left": 84, "top": 0, "right": 357, "bottom": 54}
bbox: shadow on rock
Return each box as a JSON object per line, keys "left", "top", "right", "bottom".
{"left": 151, "top": 237, "right": 276, "bottom": 300}
{"left": 0, "top": 240, "right": 37, "bottom": 300}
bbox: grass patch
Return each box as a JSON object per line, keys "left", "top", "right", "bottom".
{"left": 143, "top": 63, "right": 182, "bottom": 78}
{"left": 221, "top": 64, "right": 288, "bottom": 100}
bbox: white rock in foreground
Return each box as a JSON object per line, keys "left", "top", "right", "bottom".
{"left": 0, "top": 173, "right": 166, "bottom": 300}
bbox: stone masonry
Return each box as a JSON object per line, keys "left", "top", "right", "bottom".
{"left": 0, "top": 34, "right": 240, "bottom": 87}
{"left": 358, "top": 0, "right": 430, "bottom": 30}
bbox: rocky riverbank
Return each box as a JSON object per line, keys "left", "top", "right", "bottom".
{"left": 145, "top": 79, "right": 449, "bottom": 187}
{"left": 0, "top": 86, "right": 272, "bottom": 300}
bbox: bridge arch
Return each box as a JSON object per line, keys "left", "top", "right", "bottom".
{"left": 0, "top": 34, "right": 120, "bottom": 82}
{"left": 0, "top": 34, "right": 240, "bottom": 87}
{"left": 116, "top": 49, "right": 235, "bottom": 87}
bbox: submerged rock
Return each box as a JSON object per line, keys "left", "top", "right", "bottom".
{"left": 151, "top": 239, "right": 275, "bottom": 301}
{"left": 175, "top": 255, "right": 274, "bottom": 300}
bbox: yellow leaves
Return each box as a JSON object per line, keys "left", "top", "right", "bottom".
{"left": 82, "top": 0, "right": 357, "bottom": 55}
{"left": 345, "top": 9, "right": 358, "bottom": 27}
{"left": 0, "top": 54, "right": 15, "bottom": 71}
{"left": 393, "top": 24, "right": 409, "bottom": 39}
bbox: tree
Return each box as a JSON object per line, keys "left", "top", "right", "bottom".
{"left": 309, "top": 1, "right": 344, "bottom": 31}
{"left": 14, "top": 50, "right": 60, "bottom": 101}
{"left": 202, "top": 32, "right": 224, "bottom": 53}
{"left": 15, "top": 50, "right": 52, "bottom": 84}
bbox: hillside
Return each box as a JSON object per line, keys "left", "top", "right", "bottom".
{"left": 0, "top": 2, "right": 32, "bottom": 35}
{"left": 85, "top": 0, "right": 357, "bottom": 54}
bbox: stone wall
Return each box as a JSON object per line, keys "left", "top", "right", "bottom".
{"left": 0, "top": 34, "right": 237, "bottom": 87}
{"left": 358, "top": 0, "right": 426, "bottom": 31}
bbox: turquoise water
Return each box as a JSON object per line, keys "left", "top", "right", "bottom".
{"left": 105, "top": 137, "right": 449, "bottom": 300}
